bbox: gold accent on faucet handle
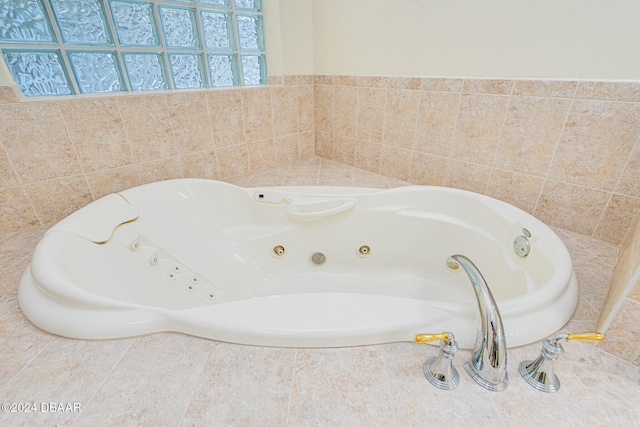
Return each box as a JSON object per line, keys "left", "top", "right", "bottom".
{"left": 566, "top": 332, "right": 604, "bottom": 342}
{"left": 414, "top": 332, "right": 449, "bottom": 343}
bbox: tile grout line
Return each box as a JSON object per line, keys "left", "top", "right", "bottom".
{"left": 70, "top": 338, "right": 137, "bottom": 426}
{"left": 531, "top": 90, "right": 577, "bottom": 218}
{"left": 283, "top": 349, "right": 298, "bottom": 427}
{"left": 0, "top": 334, "right": 56, "bottom": 395}
{"left": 175, "top": 343, "right": 219, "bottom": 427}
{"left": 483, "top": 81, "right": 516, "bottom": 195}
{"left": 114, "top": 97, "right": 143, "bottom": 186}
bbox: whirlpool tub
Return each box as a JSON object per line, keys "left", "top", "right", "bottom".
{"left": 19, "top": 179, "right": 578, "bottom": 349}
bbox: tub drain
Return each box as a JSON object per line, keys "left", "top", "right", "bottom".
{"left": 310, "top": 252, "right": 326, "bottom": 265}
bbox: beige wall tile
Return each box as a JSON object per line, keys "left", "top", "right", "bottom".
{"left": 512, "top": 80, "right": 577, "bottom": 98}
{"left": 297, "top": 85, "right": 314, "bottom": 133}
{"left": 333, "top": 135, "right": 356, "bottom": 166}
{"left": 485, "top": 169, "right": 544, "bottom": 214}
{"left": 444, "top": 160, "right": 491, "bottom": 193}
{"left": 409, "top": 152, "right": 446, "bottom": 186}
{"left": 379, "top": 146, "right": 412, "bottom": 182}
{"left": 450, "top": 94, "right": 510, "bottom": 166}
{"left": 382, "top": 89, "right": 420, "bottom": 150}
{"left": 59, "top": 98, "right": 133, "bottom": 172}
{"left": 387, "top": 77, "right": 421, "bottom": 90}
{"left": 217, "top": 144, "right": 249, "bottom": 179}
{"left": 0, "top": 86, "right": 19, "bottom": 104}
{"left": 0, "top": 225, "right": 46, "bottom": 272}
{"left": 496, "top": 96, "right": 571, "bottom": 176}
{"left": 463, "top": 79, "right": 514, "bottom": 95}
{"left": 354, "top": 140, "right": 381, "bottom": 173}
{"left": 420, "top": 78, "right": 463, "bottom": 92}
{"left": 356, "top": 87, "right": 386, "bottom": 143}
{"left": 180, "top": 150, "right": 219, "bottom": 180}
{"left": 314, "top": 84, "right": 333, "bottom": 133}
{"left": 414, "top": 91, "right": 460, "bottom": 156}
{"left": 334, "top": 76, "right": 358, "bottom": 86}
{"left": 333, "top": 86, "right": 358, "bottom": 137}
{"left": 268, "top": 76, "right": 283, "bottom": 86}
{"left": 358, "top": 76, "right": 387, "bottom": 88}
{"left": 248, "top": 139, "right": 277, "bottom": 170}
{"left": 165, "top": 92, "right": 215, "bottom": 155}
{"left": 275, "top": 134, "right": 300, "bottom": 165}
{"left": 548, "top": 100, "right": 640, "bottom": 191}
{"left": 535, "top": 180, "right": 610, "bottom": 235}
{"left": 616, "top": 143, "right": 640, "bottom": 198}
{"left": 629, "top": 277, "right": 640, "bottom": 302}
{"left": 315, "top": 131, "right": 333, "bottom": 159}
{"left": 242, "top": 88, "right": 273, "bottom": 142}
{"left": 283, "top": 76, "right": 297, "bottom": 86}
{"left": 86, "top": 166, "right": 140, "bottom": 199}
{"left": 117, "top": 95, "right": 176, "bottom": 163}
{"left": 594, "top": 195, "right": 640, "bottom": 245}
{"left": 0, "top": 187, "right": 40, "bottom": 235}
{"left": 296, "top": 75, "right": 313, "bottom": 85}
{"left": 598, "top": 210, "right": 640, "bottom": 329}
{"left": 25, "top": 176, "right": 93, "bottom": 224}
{"left": 206, "top": 89, "right": 245, "bottom": 148}
{"left": 576, "top": 81, "right": 640, "bottom": 102}
{"left": 271, "top": 86, "right": 298, "bottom": 137}
{"left": 137, "top": 158, "right": 183, "bottom": 184}
{"left": 314, "top": 75, "right": 334, "bottom": 85}
{"left": 299, "top": 131, "right": 315, "bottom": 158}
{"left": 598, "top": 299, "right": 640, "bottom": 362}
{"left": 0, "top": 102, "right": 82, "bottom": 183}
{"left": 0, "top": 149, "right": 19, "bottom": 188}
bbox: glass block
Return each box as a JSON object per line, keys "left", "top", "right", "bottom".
{"left": 0, "top": 0, "right": 56, "bottom": 43}
{"left": 207, "top": 54, "right": 237, "bottom": 87}
{"left": 110, "top": 1, "right": 159, "bottom": 47}
{"left": 234, "top": 0, "right": 261, "bottom": 11}
{"left": 169, "top": 53, "right": 205, "bottom": 89}
{"left": 159, "top": 6, "right": 199, "bottom": 49}
{"left": 68, "top": 51, "right": 123, "bottom": 93}
{"left": 50, "top": 0, "right": 112, "bottom": 45}
{"left": 200, "top": 10, "right": 233, "bottom": 50}
{"left": 199, "top": 0, "right": 229, "bottom": 6}
{"left": 236, "top": 14, "right": 264, "bottom": 51}
{"left": 240, "top": 54, "right": 265, "bottom": 86}
{"left": 122, "top": 53, "right": 168, "bottom": 91}
{"left": 2, "top": 50, "right": 72, "bottom": 96}
{"left": 167, "top": 0, "right": 194, "bottom": 3}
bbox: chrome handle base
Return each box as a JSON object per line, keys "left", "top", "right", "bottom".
{"left": 519, "top": 332, "right": 604, "bottom": 393}
{"left": 414, "top": 331, "right": 460, "bottom": 390}
{"left": 423, "top": 332, "right": 460, "bottom": 390}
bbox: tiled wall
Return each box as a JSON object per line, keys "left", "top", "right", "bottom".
{"left": 0, "top": 76, "right": 314, "bottom": 237}
{"left": 313, "top": 76, "right": 640, "bottom": 246}
{"left": 598, "top": 211, "right": 640, "bottom": 366}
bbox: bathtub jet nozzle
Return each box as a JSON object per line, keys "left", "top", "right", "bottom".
{"left": 451, "top": 254, "right": 508, "bottom": 392}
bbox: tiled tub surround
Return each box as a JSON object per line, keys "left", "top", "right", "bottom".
{"left": 313, "top": 76, "right": 640, "bottom": 247}
{"left": 1, "top": 158, "right": 638, "bottom": 426}
{"left": 0, "top": 76, "right": 315, "bottom": 237}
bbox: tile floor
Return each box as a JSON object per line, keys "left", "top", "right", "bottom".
{"left": 0, "top": 157, "right": 637, "bottom": 426}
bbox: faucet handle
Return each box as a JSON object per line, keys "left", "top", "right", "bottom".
{"left": 414, "top": 332, "right": 449, "bottom": 343}
{"left": 519, "top": 331, "right": 605, "bottom": 393}
{"left": 566, "top": 332, "right": 604, "bottom": 342}
{"left": 414, "top": 331, "right": 460, "bottom": 390}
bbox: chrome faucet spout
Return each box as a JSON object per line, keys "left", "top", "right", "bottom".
{"left": 450, "top": 254, "right": 508, "bottom": 391}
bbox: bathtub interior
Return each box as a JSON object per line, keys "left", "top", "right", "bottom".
{"left": 32, "top": 179, "right": 564, "bottom": 314}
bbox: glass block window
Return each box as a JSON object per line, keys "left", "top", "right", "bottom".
{"left": 0, "top": 0, "right": 266, "bottom": 97}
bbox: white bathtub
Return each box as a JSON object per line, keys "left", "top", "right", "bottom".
{"left": 19, "top": 179, "right": 577, "bottom": 349}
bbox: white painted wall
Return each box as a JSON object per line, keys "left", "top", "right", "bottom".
{"left": 264, "top": 0, "right": 314, "bottom": 76}
{"left": 312, "top": 0, "right": 640, "bottom": 79}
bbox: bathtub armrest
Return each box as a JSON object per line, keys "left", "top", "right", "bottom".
{"left": 288, "top": 200, "right": 355, "bottom": 222}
